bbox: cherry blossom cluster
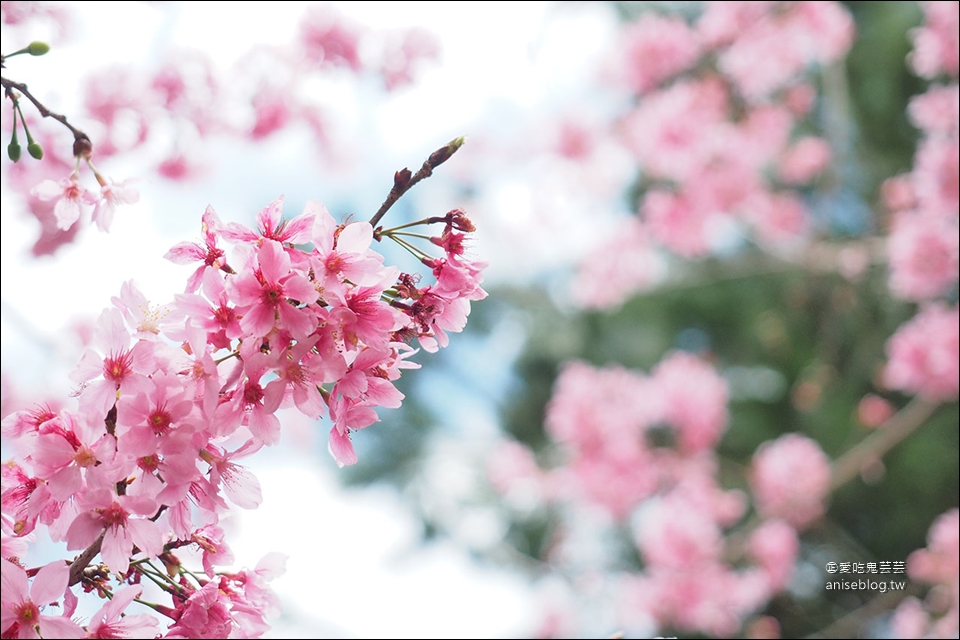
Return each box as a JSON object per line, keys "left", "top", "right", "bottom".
{"left": 489, "top": 353, "right": 831, "bottom": 637}
{"left": 891, "top": 508, "right": 960, "bottom": 638}
{"left": 881, "top": 1, "right": 959, "bottom": 403}
{"left": 1, "top": 191, "right": 485, "bottom": 637}
{"left": 571, "top": 1, "right": 854, "bottom": 308}
{"left": 1, "top": 3, "right": 439, "bottom": 255}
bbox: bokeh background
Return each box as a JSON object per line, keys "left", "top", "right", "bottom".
{"left": 2, "top": 2, "right": 957, "bottom": 638}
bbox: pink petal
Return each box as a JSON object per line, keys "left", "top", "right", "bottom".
{"left": 102, "top": 525, "right": 133, "bottom": 574}
{"left": 126, "top": 519, "right": 163, "bottom": 558}
{"left": 98, "top": 309, "right": 130, "bottom": 354}
{"left": 201, "top": 205, "right": 223, "bottom": 241}
{"left": 30, "top": 561, "right": 69, "bottom": 605}
{"left": 222, "top": 465, "right": 263, "bottom": 509}
{"left": 257, "top": 240, "right": 290, "bottom": 284}
{"left": 263, "top": 380, "right": 286, "bottom": 414}
{"left": 164, "top": 241, "right": 205, "bottom": 264}
{"left": 338, "top": 222, "right": 373, "bottom": 253}
{"left": 221, "top": 221, "right": 259, "bottom": 243}
{"left": 70, "top": 349, "right": 104, "bottom": 384}
{"left": 328, "top": 427, "right": 358, "bottom": 467}
{"left": 293, "top": 385, "right": 325, "bottom": 419}
{"left": 309, "top": 201, "right": 336, "bottom": 253}
{"left": 255, "top": 552, "right": 288, "bottom": 580}
{"left": 65, "top": 512, "right": 104, "bottom": 551}
{"left": 256, "top": 196, "right": 285, "bottom": 235}
{"left": 47, "top": 465, "right": 82, "bottom": 501}
{"left": 38, "top": 615, "right": 85, "bottom": 639}
{"left": 247, "top": 409, "right": 280, "bottom": 446}
{"left": 0, "top": 558, "right": 29, "bottom": 603}
{"left": 277, "top": 302, "right": 314, "bottom": 339}
{"left": 282, "top": 273, "right": 318, "bottom": 304}
{"left": 83, "top": 380, "right": 121, "bottom": 420}
{"left": 54, "top": 197, "right": 84, "bottom": 230}
{"left": 30, "top": 179, "right": 65, "bottom": 200}
{"left": 366, "top": 378, "right": 404, "bottom": 409}
{"left": 283, "top": 211, "right": 316, "bottom": 244}
{"left": 97, "top": 585, "right": 142, "bottom": 625}
{"left": 336, "top": 370, "right": 368, "bottom": 399}
{"left": 241, "top": 303, "right": 276, "bottom": 338}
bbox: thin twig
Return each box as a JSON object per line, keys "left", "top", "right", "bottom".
{"left": 369, "top": 136, "right": 464, "bottom": 231}
{"left": 829, "top": 397, "right": 940, "bottom": 491}
{"left": 1, "top": 75, "right": 89, "bottom": 143}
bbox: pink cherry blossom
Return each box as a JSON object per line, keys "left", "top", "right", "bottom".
{"left": 750, "top": 433, "right": 831, "bottom": 529}
{"left": 231, "top": 240, "right": 317, "bottom": 339}
{"left": 909, "top": 1, "right": 960, "bottom": 78}
{"left": 164, "top": 579, "right": 234, "bottom": 640}
{"left": 778, "top": 136, "right": 832, "bottom": 184}
{"left": 748, "top": 520, "right": 800, "bottom": 590}
{"left": 200, "top": 440, "right": 264, "bottom": 510}
{"left": 165, "top": 205, "right": 233, "bottom": 293}
{"left": 65, "top": 489, "right": 163, "bottom": 575}
{"left": 91, "top": 177, "right": 140, "bottom": 232}
{"left": 653, "top": 351, "right": 729, "bottom": 453}
{"left": 0, "top": 559, "right": 84, "bottom": 639}
{"left": 69, "top": 308, "right": 155, "bottom": 418}
{"left": 884, "top": 303, "right": 960, "bottom": 401}
{"left": 634, "top": 495, "right": 725, "bottom": 569}
{"left": 85, "top": 585, "right": 158, "bottom": 639}
{"left": 298, "top": 4, "right": 363, "bottom": 71}
{"left": 907, "top": 508, "right": 959, "bottom": 587}
{"left": 311, "top": 204, "right": 387, "bottom": 287}
{"left": 618, "top": 14, "right": 700, "bottom": 95}
{"left": 30, "top": 173, "right": 97, "bottom": 231}
{"left": 573, "top": 217, "right": 666, "bottom": 310}
{"left": 222, "top": 196, "right": 316, "bottom": 247}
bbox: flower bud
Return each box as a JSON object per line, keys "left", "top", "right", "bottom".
{"left": 73, "top": 135, "right": 94, "bottom": 159}
{"left": 8, "top": 141, "right": 22, "bottom": 162}
{"left": 27, "top": 41, "right": 50, "bottom": 56}
{"left": 27, "top": 142, "right": 43, "bottom": 160}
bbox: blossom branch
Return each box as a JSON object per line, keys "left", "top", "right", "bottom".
{"left": 0, "top": 75, "right": 90, "bottom": 146}
{"left": 829, "top": 397, "right": 941, "bottom": 491}
{"left": 369, "top": 136, "right": 465, "bottom": 230}
{"left": 68, "top": 531, "right": 105, "bottom": 587}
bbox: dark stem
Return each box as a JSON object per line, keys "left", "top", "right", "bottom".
{"left": 1, "top": 75, "right": 90, "bottom": 144}
{"left": 68, "top": 531, "right": 105, "bottom": 587}
{"left": 369, "top": 136, "right": 464, "bottom": 231}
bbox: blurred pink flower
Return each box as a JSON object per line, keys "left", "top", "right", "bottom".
{"left": 750, "top": 433, "right": 831, "bottom": 528}
{"left": 884, "top": 303, "right": 960, "bottom": 400}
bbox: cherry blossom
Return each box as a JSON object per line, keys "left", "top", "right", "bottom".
{"left": 0, "top": 559, "right": 84, "bottom": 639}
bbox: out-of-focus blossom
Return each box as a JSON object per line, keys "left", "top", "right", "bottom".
{"left": 750, "top": 433, "right": 831, "bottom": 529}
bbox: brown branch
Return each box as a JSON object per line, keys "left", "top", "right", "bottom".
{"left": 369, "top": 136, "right": 465, "bottom": 231}
{"left": 68, "top": 531, "right": 105, "bottom": 587}
{"left": 1, "top": 75, "right": 91, "bottom": 148}
{"left": 829, "top": 397, "right": 940, "bottom": 491}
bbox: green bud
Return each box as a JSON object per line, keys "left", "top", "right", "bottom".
{"left": 8, "top": 141, "right": 22, "bottom": 162}
{"left": 27, "top": 142, "right": 43, "bottom": 160}
{"left": 27, "top": 41, "right": 50, "bottom": 56}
